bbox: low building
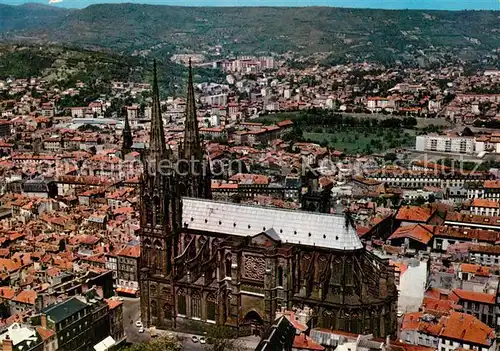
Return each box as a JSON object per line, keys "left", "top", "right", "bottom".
{"left": 400, "top": 311, "right": 497, "bottom": 351}
{"left": 449, "top": 289, "right": 497, "bottom": 329}
{"left": 38, "top": 290, "right": 111, "bottom": 351}
{"left": 116, "top": 244, "right": 140, "bottom": 296}
{"left": 468, "top": 198, "right": 500, "bottom": 217}
{"left": 0, "top": 323, "right": 44, "bottom": 351}
{"left": 105, "top": 299, "right": 125, "bottom": 346}
{"left": 468, "top": 245, "right": 500, "bottom": 266}
{"left": 415, "top": 134, "right": 475, "bottom": 154}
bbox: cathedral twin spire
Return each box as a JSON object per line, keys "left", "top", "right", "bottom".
{"left": 121, "top": 108, "right": 133, "bottom": 159}
{"left": 149, "top": 59, "right": 168, "bottom": 161}
{"left": 149, "top": 58, "right": 203, "bottom": 163}
{"left": 181, "top": 58, "right": 203, "bottom": 161}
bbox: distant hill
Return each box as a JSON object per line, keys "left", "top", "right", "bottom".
{"left": 0, "top": 44, "right": 224, "bottom": 95}
{"left": 0, "top": 3, "right": 70, "bottom": 32}
{"left": 1, "top": 4, "right": 499, "bottom": 64}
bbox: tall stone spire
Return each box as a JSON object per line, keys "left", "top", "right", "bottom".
{"left": 181, "top": 58, "right": 202, "bottom": 160}
{"left": 149, "top": 59, "right": 167, "bottom": 160}
{"left": 121, "top": 109, "right": 133, "bottom": 159}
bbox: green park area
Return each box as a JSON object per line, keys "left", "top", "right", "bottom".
{"left": 256, "top": 110, "right": 433, "bottom": 154}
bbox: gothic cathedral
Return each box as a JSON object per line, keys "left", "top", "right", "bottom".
{"left": 139, "top": 61, "right": 398, "bottom": 337}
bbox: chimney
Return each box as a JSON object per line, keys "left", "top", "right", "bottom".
{"left": 2, "top": 335, "right": 12, "bottom": 351}
{"left": 41, "top": 313, "right": 47, "bottom": 329}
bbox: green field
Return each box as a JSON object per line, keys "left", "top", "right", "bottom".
{"left": 256, "top": 111, "right": 422, "bottom": 154}
{"left": 303, "top": 129, "right": 416, "bottom": 154}
{"left": 256, "top": 111, "right": 451, "bottom": 129}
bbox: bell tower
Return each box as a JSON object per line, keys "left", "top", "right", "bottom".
{"left": 140, "top": 60, "right": 174, "bottom": 278}
{"left": 178, "top": 58, "right": 212, "bottom": 199}
{"left": 121, "top": 109, "right": 133, "bottom": 159}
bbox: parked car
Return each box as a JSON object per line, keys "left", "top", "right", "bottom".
{"left": 135, "top": 321, "right": 143, "bottom": 328}
{"left": 199, "top": 336, "right": 206, "bottom": 344}
{"left": 191, "top": 336, "right": 199, "bottom": 343}
{"left": 138, "top": 327, "right": 145, "bottom": 333}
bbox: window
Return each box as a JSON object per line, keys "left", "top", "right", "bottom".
{"left": 191, "top": 293, "right": 201, "bottom": 319}
{"left": 430, "top": 139, "right": 437, "bottom": 151}
{"left": 177, "top": 293, "right": 186, "bottom": 315}
{"left": 344, "top": 259, "right": 353, "bottom": 285}
{"left": 225, "top": 255, "right": 232, "bottom": 277}
{"left": 154, "top": 196, "right": 163, "bottom": 225}
{"left": 278, "top": 266, "right": 283, "bottom": 286}
{"left": 164, "top": 304, "right": 172, "bottom": 320}
{"left": 207, "top": 294, "right": 216, "bottom": 321}
{"left": 151, "top": 300, "right": 158, "bottom": 318}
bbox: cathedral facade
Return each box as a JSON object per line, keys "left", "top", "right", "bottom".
{"left": 139, "top": 62, "right": 398, "bottom": 337}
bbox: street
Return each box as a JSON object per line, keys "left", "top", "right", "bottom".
{"left": 121, "top": 297, "right": 260, "bottom": 350}
{"left": 122, "top": 297, "right": 150, "bottom": 344}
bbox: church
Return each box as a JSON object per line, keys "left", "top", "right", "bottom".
{"left": 138, "top": 61, "right": 398, "bottom": 337}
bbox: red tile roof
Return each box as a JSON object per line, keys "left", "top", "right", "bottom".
{"left": 483, "top": 180, "right": 500, "bottom": 189}
{"left": 450, "top": 289, "right": 495, "bottom": 305}
{"left": 439, "top": 311, "right": 495, "bottom": 347}
{"left": 105, "top": 298, "right": 123, "bottom": 310}
{"left": 36, "top": 326, "right": 55, "bottom": 341}
{"left": 459, "top": 263, "right": 490, "bottom": 277}
{"left": 117, "top": 245, "right": 140, "bottom": 258}
{"left": 0, "top": 287, "right": 16, "bottom": 300}
{"left": 388, "top": 341, "right": 435, "bottom": 351}
{"left": 293, "top": 334, "right": 324, "bottom": 351}
{"left": 396, "top": 206, "right": 435, "bottom": 223}
{"left": 471, "top": 198, "right": 500, "bottom": 209}
{"left": 421, "top": 297, "right": 461, "bottom": 314}
{"left": 389, "top": 224, "right": 434, "bottom": 244}
{"left": 12, "top": 290, "right": 37, "bottom": 305}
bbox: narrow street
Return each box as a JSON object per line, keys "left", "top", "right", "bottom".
{"left": 121, "top": 297, "right": 260, "bottom": 350}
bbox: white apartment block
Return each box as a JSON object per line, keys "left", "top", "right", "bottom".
{"left": 415, "top": 135, "right": 475, "bottom": 154}
{"left": 201, "top": 93, "right": 228, "bottom": 106}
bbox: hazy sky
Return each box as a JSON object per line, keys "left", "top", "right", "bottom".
{"left": 6, "top": 0, "right": 500, "bottom": 10}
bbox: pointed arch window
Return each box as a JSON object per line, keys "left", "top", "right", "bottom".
{"left": 144, "top": 195, "right": 152, "bottom": 221}
{"left": 150, "top": 284, "right": 157, "bottom": 297}
{"left": 225, "top": 254, "right": 232, "bottom": 278}
{"left": 143, "top": 239, "right": 152, "bottom": 267}
{"left": 191, "top": 292, "right": 202, "bottom": 319}
{"left": 183, "top": 234, "right": 191, "bottom": 252}
{"left": 332, "top": 257, "right": 342, "bottom": 285}
{"left": 177, "top": 290, "right": 186, "bottom": 316}
{"left": 154, "top": 196, "right": 163, "bottom": 225}
{"left": 345, "top": 258, "right": 353, "bottom": 286}
{"left": 207, "top": 294, "right": 216, "bottom": 321}
{"left": 278, "top": 266, "right": 284, "bottom": 287}
{"left": 164, "top": 303, "right": 172, "bottom": 320}
{"left": 151, "top": 300, "right": 158, "bottom": 318}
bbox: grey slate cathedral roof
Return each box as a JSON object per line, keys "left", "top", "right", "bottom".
{"left": 182, "top": 198, "right": 363, "bottom": 251}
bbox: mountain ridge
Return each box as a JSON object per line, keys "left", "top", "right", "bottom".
{"left": 1, "top": 3, "right": 498, "bottom": 64}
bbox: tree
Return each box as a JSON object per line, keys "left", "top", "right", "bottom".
{"left": 122, "top": 336, "right": 181, "bottom": 351}
{"left": 414, "top": 196, "right": 426, "bottom": 206}
{"left": 205, "top": 326, "right": 244, "bottom": 351}
{"left": 58, "top": 239, "right": 66, "bottom": 252}
{"left": 384, "top": 152, "right": 398, "bottom": 162}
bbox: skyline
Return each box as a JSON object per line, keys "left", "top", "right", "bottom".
{"left": 5, "top": 0, "right": 500, "bottom": 10}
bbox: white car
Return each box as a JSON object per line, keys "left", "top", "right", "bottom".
{"left": 135, "top": 321, "right": 143, "bottom": 328}
{"left": 199, "top": 336, "right": 206, "bottom": 344}
{"left": 138, "top": 327, "right": 145, "bottom": 333}
{"left": 397, "top": 311, "right": 404, "bottom": 318}
{"left": 191, "top": 336, "right": 199, "bottom": 343}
